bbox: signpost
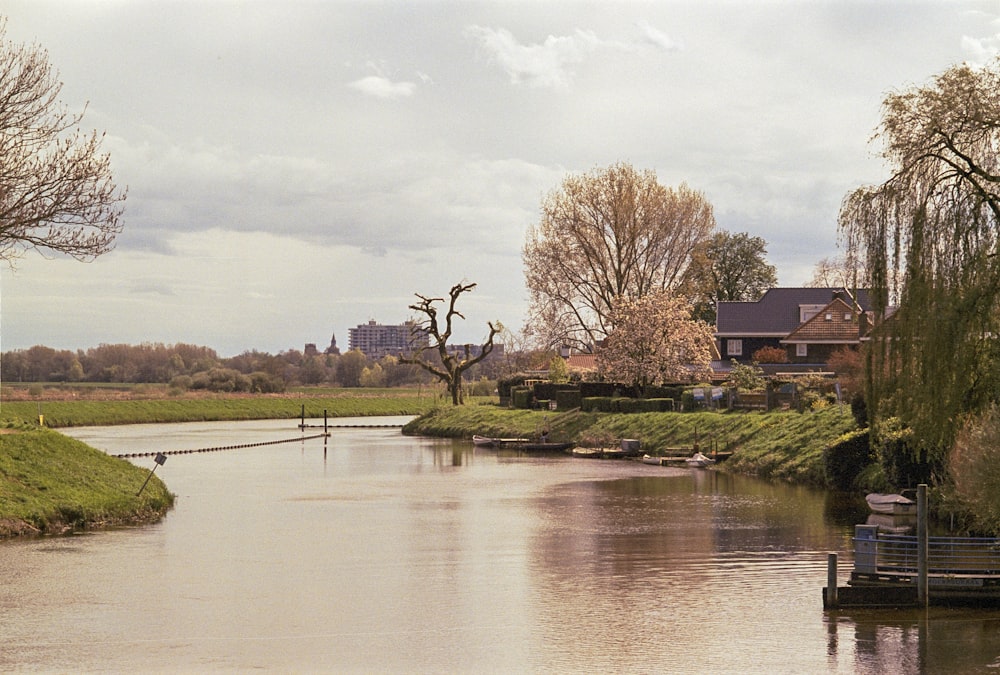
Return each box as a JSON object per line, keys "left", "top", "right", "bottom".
{"left": 136, "top": 452, "right": 167, "bottom": 496}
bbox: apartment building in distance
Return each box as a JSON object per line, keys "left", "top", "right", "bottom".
{"left": 348, "top": 320, "right": 429, "bottom": 359}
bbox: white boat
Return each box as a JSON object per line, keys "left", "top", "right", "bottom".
{"left": 641, "top": 454, "right": 663, "bottom": 465}
{"left": 685, "top": 451, "right": 716, "bottom": 468}
{"left": 472, "top": 435, "right": 529, "bottom": 448}
{"left": 865, "top": 493, "right": 917, "bottom": 515}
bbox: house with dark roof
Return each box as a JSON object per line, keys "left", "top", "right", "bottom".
{"left": 715, "top": 288, "right": 873, "bottom": 372}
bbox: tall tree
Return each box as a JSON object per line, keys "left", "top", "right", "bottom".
{"left": 679, "top": 230, "right": 777, "bottom": 323}
{"left": 839, "top": 58, "right": 1000, "bottom": 474}
{"left": 0, "top": 19, "right": 125, "bottom": 263}
{"left": 805, "top": 254, "right": 867, "bottom": 289}
{"left": 523, "top": 162, "right": 714, "bottom": 351}
{"left": 399, "top": 282, "right": 500, "bottom": 405}
{"left": 597, "top": 291, "right": 715, "bottom": 390}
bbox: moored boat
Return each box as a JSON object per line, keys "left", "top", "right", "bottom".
{"left": 473, "top": 435, "right": 529, "bottom": 448}
{"left": 865, "top": 493, "right": 917, "bottom": 515}
{"left": 519, "top": 441, "right": 574, "bottom": 452}
{"left": 641, "top": 454, "right": 663, "bottom": 465}
{"left": 685, "top": 451, "right": 716, "bottom": 468}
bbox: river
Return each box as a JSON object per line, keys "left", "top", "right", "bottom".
{"left": 2, "top": 417, "right": 1000, "bottom": 673}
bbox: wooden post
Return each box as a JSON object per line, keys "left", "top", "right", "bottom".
{"left": 917, "top": 484, "right": 928, "bottom": 606}
{"left": 300, "top": 404, "right": 305, "bottom": 429}
{"left": 826, "top": 553, "right": 838, "bottom": 608}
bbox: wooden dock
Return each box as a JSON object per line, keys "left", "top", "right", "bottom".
{"left": 824, "top": 485, "right": 1000, "bottom": 608}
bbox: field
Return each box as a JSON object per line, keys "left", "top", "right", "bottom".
{"left": 0, "top": 385, "right": 449, "bottom": 427}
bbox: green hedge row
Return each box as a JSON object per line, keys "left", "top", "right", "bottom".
{"left": 581, "top": 397, "right": 675, "bottom": 413}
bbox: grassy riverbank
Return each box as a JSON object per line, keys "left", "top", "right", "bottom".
{"left": 0, "top": 390, "right": 440, "bottom": 427}
{"left": 404, "top": 403, "right": 862, "bottom": 486}
{"left": 0, "top": 425, "right": 173, "bottom": 538}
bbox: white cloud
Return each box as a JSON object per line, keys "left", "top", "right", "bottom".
{"left": 962, "top": 34, "right": 1000, "bottom": 65}
{"left": 347, "top": 75, "right": 417, "bottom": 99}
{"left": 465, "top": 22, "right": 680, "bottom": 89}
{"left": 636, "top": 20, "right": 680, "bottom": 51}
{"left": 465, "top": 25, "right": 602, "bottom": 88}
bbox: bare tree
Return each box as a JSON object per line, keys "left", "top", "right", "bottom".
{"left": 399, "top": 282, "right": 500, "bottom": 405}
{"left": 523, "top": 162, "right": 714, "bottom": 351}
{"left": 0, "top": 19, "right": 126, "bottom": 264}
{"left": 805, "top": 254, "right": 867, "bottom": 289}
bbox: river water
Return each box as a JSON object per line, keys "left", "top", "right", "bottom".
{"left": 2, "top": 417, "right": 1000, "bottom": 673}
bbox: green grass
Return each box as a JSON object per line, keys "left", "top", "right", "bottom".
{"left": 0, "top": 393, "right": 444, "bottom": 427}
{"left": 0, "top": 425, "right": 173, "bottom": 537}
{"left": 405, "top": 402, "right": 861, "bottom": 486}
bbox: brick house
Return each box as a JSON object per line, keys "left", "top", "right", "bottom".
{"left": 715, "top": 288, "right": 873, "bottom": 371}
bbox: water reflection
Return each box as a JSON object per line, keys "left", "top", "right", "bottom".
{"left": 0, "top": 419, "right": 995, "bottom": 673}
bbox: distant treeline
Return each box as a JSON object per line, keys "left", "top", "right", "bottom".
{"left": 0, "top": 343, "right": 505, "bottom": 392}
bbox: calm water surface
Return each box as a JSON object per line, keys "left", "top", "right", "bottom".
{"left": 2, "top": 417, "right": 1000, "bottom": 673}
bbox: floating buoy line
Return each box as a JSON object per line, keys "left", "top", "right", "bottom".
{"left": 113, "top": 433, "right": 329, "bottom": 459}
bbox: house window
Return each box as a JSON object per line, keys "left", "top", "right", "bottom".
{"left": 825, "top": 313, "right": 833, "bottom": 321}
{"left": 727, "top": 339, "right": 743, "bottom": 356}
{"left": 796, "top": 343, "right": 808, "bottom": 357}
{"left": 845, "top": 312, "right": 853, "bottom": 321}
{"left": 800, "top": 304, "right": 824, "bottom": 322}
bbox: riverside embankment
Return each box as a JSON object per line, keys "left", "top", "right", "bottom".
{"left": 0, "top": 392, "right": 862, "bottom": 538}
{"left": 0, "top": 425, "right": 173, "bottom": 538}
{"left": 403, "top": 403, "right": 864, "bottom": 486}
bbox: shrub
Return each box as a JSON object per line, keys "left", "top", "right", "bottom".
{"left": 555, "top": 389, "right": 582, "bottom": 410}
{"left": 728, "top": 360, "right": 765, "bottom": 391}
{"left": 950, "top": 405, "right": 1000, "bottom": 532}
{"left": 511, "top": 386, "right": 533, "bottom": 409}
{"left": 823, "top": 429, "right": 871, "bottom": 489}
{"left": 469, "top": 377, "right": 495, "bottom": 397}
{"left": 876, "top": 418, "right": 939, "bottom": 487}
{"left": 646, "top": 398, "right": 675, "bottom": 412}
{"left": 250, "top": 371, "right": 285, "bottom": 393}
{"left": 753, "top": 346, "right": 788, "bottom": 363}
{"left": 498, "top": 376, "right": 527, "bottom": 399}
{"left": 645, "top": 385, "right": 684, "bottom": 401}
{"left": 582, "top": 396, "right": 614, "bottom": 412}
{"left": 850, "top": 392, "right": 868, "bottom": 427}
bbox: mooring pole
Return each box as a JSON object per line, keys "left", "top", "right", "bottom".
{"left": 826, "top": 553, "right": 838, "bottom": 609}
{"left": 917, "top": 483, "right": 928, "bottom": 606}
{"left": 300, "top": 404, "right": 305, "bottom": 429}
{"left": 324, "top": 409, "right": 328, "bottom": 435}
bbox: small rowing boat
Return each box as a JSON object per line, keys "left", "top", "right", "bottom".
{"left": 685, "top": 451, "right": 716, "bottom": 468}
{"left": 865, "top": 493, "right": 917, "bottom": 515}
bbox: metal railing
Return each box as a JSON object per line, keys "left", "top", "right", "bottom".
{"left": 855, "top": 531, "right": 1000, "bottom": 577}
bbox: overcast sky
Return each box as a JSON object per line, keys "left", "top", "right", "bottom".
{"left": 2, "top": 1, "right": 998, "bottom": 357}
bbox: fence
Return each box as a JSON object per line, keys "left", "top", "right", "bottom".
{"left": 855, "top": 527, "right": 1000, "bottom": 577}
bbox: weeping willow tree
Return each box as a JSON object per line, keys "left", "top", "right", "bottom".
{"left": 839, "top": 59, "right": 1000, "bottom": 483}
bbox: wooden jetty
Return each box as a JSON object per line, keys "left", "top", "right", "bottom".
{"left": 642, "top": 449, "right": 734, "bottom": 465}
